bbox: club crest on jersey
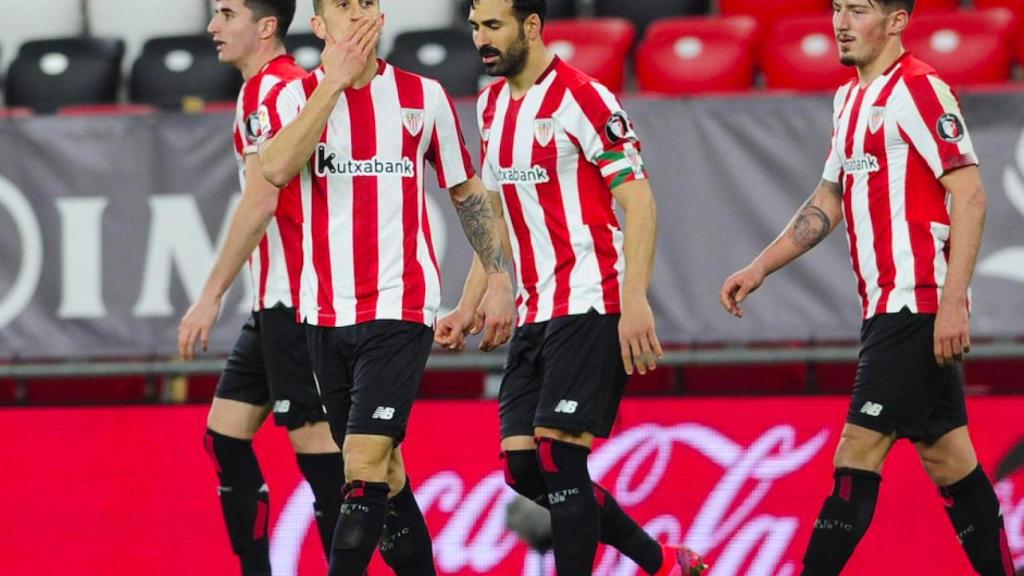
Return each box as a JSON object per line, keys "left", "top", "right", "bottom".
{"left": 937, "top": 113, "right": 965, "bottom": 143}
{"left": 402, "top": 108, "right": 424, "bottom": 137}
{"left": 868, "top": 106, "right": 886, "bottom": 134}
{"left": 534, "top": 119, "right": 555, "bottom": 147}
{"left": 604, "top": 111, "right": 635, "bottom": 144}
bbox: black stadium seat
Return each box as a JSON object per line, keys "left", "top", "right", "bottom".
{"left": 5, "top": 37, "right": 125, "bottom": 113}
{"left": 594, "top": 0, "right": 711, "bottom": 36}
{"left": 130, "top": 35, "right": 241, "bottom": 108}
{"left": 387, "top": 29, "right": 484, "bottom": 97}
{"left": 460, "top": 0, "right": 576, "bottom": 20}
{"left": 284, "top": 32, "right": 323, "bottom": 71}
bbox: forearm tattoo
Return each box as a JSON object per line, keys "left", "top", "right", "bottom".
{"left": 791, "top": 204, "right": 832, "bottom": 250}
{"left": 453, "top": 193, "right": 506, "bottom": 274}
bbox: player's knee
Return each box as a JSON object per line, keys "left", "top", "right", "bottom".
{"left": 534, "top": 426, "right": 591, "bottom": 448}
{"left": 501, "top": 449, "right": 547, "bottom": 503}
{"left": 343, "top": 441, "right": 391, "bottom": 482}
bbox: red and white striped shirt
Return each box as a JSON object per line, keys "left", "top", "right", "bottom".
{"left": 477, "top": 57, "right": 647, "bottom": 326}
{"left": 259, "top": 60, "right": 475, "bottom": 327}
{"left": 234, "top": 54, "right": 306, "bottom": 311}
{"left": 823, "top": 53, "right": 978, "bottom": 319}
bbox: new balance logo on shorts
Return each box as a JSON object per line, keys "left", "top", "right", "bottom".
{"left": 273, "top": 400, "right": 290, "bottom": 414}
{"left": 372, "top": 406, "right": 396, "bottom": 421}
{"left": 554, "top": 400, "right": 578, "bottom": 414}
{"left": 860, "top": 401, "right": 884, "bottom": 417}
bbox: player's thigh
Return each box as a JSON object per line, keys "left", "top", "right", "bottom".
{"left": 258, "top": 306, "right": 333, "bottom": 434}
{"left": 347, "top": 320, "right": 432, "bottom": 443}
{"left": 833, "top": 422, "right": 897, "bottom": 473}
{"left": 534, "top": 310, "right": 626, "bottom": 442}
{"left": 305, "top": 323, "right": 354, "bottom": 445}
{"left": 343, "top": 433, "right": 395, "bottom": 482}
{"left": 208, "top": 397, "right": 271, "bottom": 439}
{"left": 499, "top": 323, "right": 546, "bottom": 442}
{"left": 915, "top": 426, "right": 978, "bottom": 486}
{"left": 288, "top": 421, "right": 339, "bottom": 454}
{"left": 210, "top": 314, "right": 272, "bottom": 438}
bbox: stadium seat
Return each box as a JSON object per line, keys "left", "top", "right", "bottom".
{"left": 635, "top": 16, "right": 760, "bottom": 95}
{"left": 284, "top": 33, "right": 322, "bottom": 71}
{"left": 461, "top": 0, "right": 577, "bottom": 20}
{"left": 130, "top": 35, "right": 242, "bottom": 108}
{"left": 387, "top": 28, "right": 485, "bottom": 97}
{"left": 5, "top": 37, "right": 125, "bottom": 113}
{"left": 542, "top": 18, "right": 635, "bottom": 92}
{"left": 719, "top": 0, "right": 829, "bottom": 29}
{"left": 965, "top": 0, "right": 1024, "bottom": 63}
{"left": 760, "top": 16, "right": 855, "bottom": 92}
{"left": 903, "top": 9, "right": 1016, "bottom": 85}
{"left": 594, "top": 0, "right": 710, "bottom": 37}
{"left": 681, "top": 364, "right": 809, "bottom": 395}
{"left": 912, "top": 0, "right": 960, "bottom": 11}
{"left": 0, "top": 0, "right": 81, "bottom": 75}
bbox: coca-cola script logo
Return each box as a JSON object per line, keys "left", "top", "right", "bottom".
{"left": 995, "top": 479, "right": 1024, "bottom": 571}
{"left": 268, "top": 423, "right": 829, "bottom": 576}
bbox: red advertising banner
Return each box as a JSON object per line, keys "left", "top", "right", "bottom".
{"left": 2, "top": 398, "right": 1023, "bottom": 575}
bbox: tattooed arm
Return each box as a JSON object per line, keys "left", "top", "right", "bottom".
{"left": 720, "top": 179, "right": 844, "bottom": 317}
{"left": 447, "top": 177, "right": 515, "bottom": 350}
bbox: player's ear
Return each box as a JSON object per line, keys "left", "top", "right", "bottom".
{"left": 312, "top": 14, "right": 328, "bottom": 40}
{"left": 258, "top": 16, "right": 278, "bottom": 41}
{"left": 524, "top": 13, "right": 542, "bottom": 41}
{"left": 888, "top": 8, "right": 909, "bottom": 36}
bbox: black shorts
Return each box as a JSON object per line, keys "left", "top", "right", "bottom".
{"left": 305, "top": 320, "right": 432, "bottom": 443}
{"left": 499, "top": 309, "right": 628, "bottom": 439}
{"left": 215, "top": 306, "right": 327, "bottom": 431}
{"left": 846, "top": 308, "right": 968, "bottom": 444}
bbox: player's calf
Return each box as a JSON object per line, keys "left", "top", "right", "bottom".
{"left": 939, "top": 465, "right": 1015, "bottom": 576}
{"left": 204, "top": 429, "right": 271, "bottom": 576}
{"left": 801, "top": 467, "right": 881, "bottom": 576}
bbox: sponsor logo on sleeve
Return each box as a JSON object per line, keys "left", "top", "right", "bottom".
{"left": 604, "top": 111, "right": 636, "bottom": 144}
{"left": 936, "top": 113, "right": 965, "bottom": 143}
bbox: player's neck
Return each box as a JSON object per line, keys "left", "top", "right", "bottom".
{"left": 508, "top": 45, "right": 554, "bottom": 97}
{"left": 239, "top": 43, "right": 287, "bottom": 81}
{"left": 351, "top": 51, "right": 380, "bottom": 90}
{"left": 856, "top": 41, "right": 905, "bottom": 87}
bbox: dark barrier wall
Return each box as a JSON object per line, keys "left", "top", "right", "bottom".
{"left": 1, "top": 92, "right": 1023, "bottom": 359}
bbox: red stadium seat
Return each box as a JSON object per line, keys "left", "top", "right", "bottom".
{"left": 58, "top": 104, "right": 157, "bottom": 116}
{"left": 903, "top": 9, "right": 1016, "bottom": 85}
{"left": 913, "top": 0, "right": 960, "bottom": 11}
{"left": 636, "top": 16, "right": 760, "bottom": 94}
{"left": 971, "top": 0, "right": 1024, "bottom": 63}
{"left": 542, "top": 18, "right": 636, "bottom": 92}
{"left": 719, "top": 0, "right": 829, "bottom": 29}
{"left": 760, "top": 16, "right": 855, "bottom": 92}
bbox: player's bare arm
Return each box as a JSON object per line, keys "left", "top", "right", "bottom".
{"left": 448, "top": 178, "right": 515, "bottom": 351}
{"left": 178, "top": 154, "right": 282, "bottom": 359}
{"left": 721, "top": 178, "right": 843, "bottom": 318}
{"left": 612, "top": 179, "right": 663, "bottom": 376}
{"left": 934, "top": 165, "right": 986, "bottom": 367}
{"left": 259, "top": 17, "right": 380, "bottom": 186}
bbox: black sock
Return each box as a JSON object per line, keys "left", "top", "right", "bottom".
{"left": 536, "top": 438, "right": 601, "bottom": 576}
{"left": 940, "top": 465, "right": 1015, "bottom": 576}
{"left": 801, "top": 468, "right": 881, "bottom": 576}
{"left": 502, "top": 449, "right": 662, "bottom": 571}
{"left": 379, "top": 476, "right": 437, "bottom": 575}
{"left": 204, "top": 429, "right": 271, "bottom": 576}
{"left": 593, "top": 483, "right": 663, "bottom": 574}
{"left": 328, "top": 481, "right": 390, "bottom": 576}
{"left": 296, "top": 452, "right": 344, "bottom": 562}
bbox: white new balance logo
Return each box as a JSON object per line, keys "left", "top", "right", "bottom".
{"left": 860, "top": 402, "right": 884, "bottom": 417}
{"left": 554, "top": 400, "right": 578, "bottom": 414}
{"left": 372, "top": 406, "right": 396, "bottom": 420}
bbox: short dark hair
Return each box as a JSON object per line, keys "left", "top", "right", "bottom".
{"left": 314, "top": 0, "right": 382, "bottom": 15}
{"left": 471, "top": 0, "right": 547, "bottom": 27}
{"left": 874, "top": 0, "right": 914, "bottom": 14}
{"left": 246, "top": 0, "right": 296, "bottom": 39}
